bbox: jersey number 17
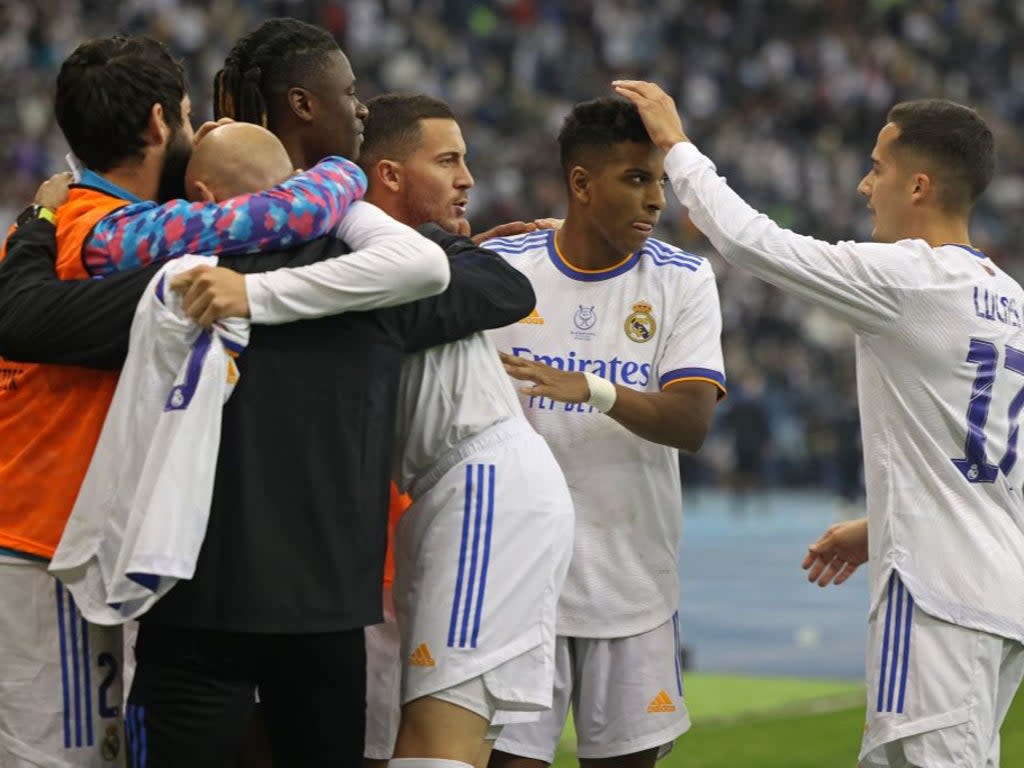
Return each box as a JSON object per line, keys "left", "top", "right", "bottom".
{"left": 954, "top": 338, "right": 1024, "bottom": 483}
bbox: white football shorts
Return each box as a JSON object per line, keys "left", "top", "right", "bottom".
{"left": 0, "top": 555, "right": 125, "bottom": 767}
{"left": 860, "top": 570, "right": 1024, "bottom": 768}
{"left": 394, "top": 418, "right": 574, "bottom": 720}
{"left": 494, "top": 614, "right": 691, "bottom": 762}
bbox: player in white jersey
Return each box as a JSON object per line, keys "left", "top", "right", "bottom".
{"left": 487, "top": 99, "right": 726, "bottom": 767}
{"left": 615, "top": 81, "right": 1024, "bottom": 768}
{"left": 349, "top": 94, "right": 574, "bottom": 768}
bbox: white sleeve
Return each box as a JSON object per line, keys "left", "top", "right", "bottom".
{"left": 664, "top": 142, "right": 907, "bottom": 334}
{"left": 657, "top": 261, "right": 726, "bottom": 395}
{"left": 245, "top": 201, "right": 450, "bottom": 325}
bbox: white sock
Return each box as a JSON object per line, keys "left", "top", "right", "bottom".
{"left": 387, "top": 760, "right": 474, "bottom": 768}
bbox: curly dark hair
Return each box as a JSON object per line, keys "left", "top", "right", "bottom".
{"left": 557, "top": 98, "right": 652, "bottom": 178}
{"left": 55, "top": 36, "right": 186, "bottom": 172}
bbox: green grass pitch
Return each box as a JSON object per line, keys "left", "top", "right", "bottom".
{"left": 551, "top": 673, "right": 1023, "bottom": 767}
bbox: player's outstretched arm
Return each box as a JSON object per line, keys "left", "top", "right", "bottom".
{"left": 171, "top": 202, "right": 451, "bottom": 326}
{"left": 0, "top": 217, "right": 158, "bottom": 367}
{"left": 0, "top": 175, "right": 158, "bottom": 367}
{"left": 614, "top": 80, "right": 904, "bottom": 335}
{"left": 472, "top": 218, "right": 563, "bottom": 246}
{"left": 83, "top": 156, "right": 367, "bottom": 276}
{"left": 802, "top": 517, "right": 869, "bottom": 587}
{"left": 396, "top": 224, "right": 536, "bottom": 352}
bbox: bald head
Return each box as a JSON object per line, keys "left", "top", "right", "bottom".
{"left": 185, "top": 122, "right": 294, "bottom": 202}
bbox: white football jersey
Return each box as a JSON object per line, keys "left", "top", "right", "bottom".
{"left": 50, "top": 256, "right": 248, "bottom": 624}
{"left": 394, "top": 332, "right": 523, "bottom": 495}
{"left": 487, "top": 230, "right": 726, "bottom": 637}
{"left": 667, "top": 142, "right": 1024, "bottom": 642}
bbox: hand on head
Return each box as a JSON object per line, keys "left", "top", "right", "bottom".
{"left": 192, "top": 117, "right": 236, "bottom": 148}
{"left": 612, "top": 80, "right": 690, "bottom": 151}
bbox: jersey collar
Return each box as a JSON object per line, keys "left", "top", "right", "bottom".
{"left": 75, "top": 169, "right": 143, "bottom": 204}
{"left": 547, "top": 231, "right": 641, "bottom": 282}
{"left": 942, "top": 243, "right": 987, "bottom": 259}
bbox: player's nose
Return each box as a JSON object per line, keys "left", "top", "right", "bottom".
{"left": 456, "top": 160, "right": 474, "bottom": 189}
{"left": 647, "top": 183, "right": 666, "bottom": 212}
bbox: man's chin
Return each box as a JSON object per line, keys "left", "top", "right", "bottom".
{"left": 871, "top": 226, "right": 897, "bottom": 244}
{"left": 439, "top": 216, "right": 466, "bottom": 236}
{"left": 622, "top": 232, "right": 650, "bottom": 255}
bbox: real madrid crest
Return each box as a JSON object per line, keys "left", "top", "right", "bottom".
{"left": 101, "top": 723, "right": 121, "bottom": 761}
{"left": 624, "top": 301, "right": 656, "bottom": 343}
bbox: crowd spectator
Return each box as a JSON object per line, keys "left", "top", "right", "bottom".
{"left": 4, "top": 0, "right": 1022, "bottom": 495}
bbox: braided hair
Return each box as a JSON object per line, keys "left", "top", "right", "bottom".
{"left": 214, "top": 18, "right": 340, "bottom": 128}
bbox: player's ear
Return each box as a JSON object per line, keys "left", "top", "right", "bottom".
{"left": 910, "top": 172, "right": 932, "bottom": 205}
{"left": 287, "top": 86, "right": 314, "bottom": 124}
{"left": 375, "top": 159, "right": 403, "bottom": 193}
{"left": 569, "top": 166, "right": 591, "bottom": 204}
{"left": 191, "top": 179, "right": 217, "bottom": 203}
{"left": 145, "top": 102, "right": 170, "bottom": 148}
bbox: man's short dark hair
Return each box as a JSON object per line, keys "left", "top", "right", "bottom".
{"left": 55, "top": 36, "right": 186, "bottom": 172}
{"left": 215, "top": 18, "right": 341, "bottom": 128}
{"left": 359, "top": 94, "right": 456, "bottom": 170}
{"left": 558, "top": 98, "right": 652, "bottom": 179}
{"left": 887, "top": 99, "right": 994, "bottom": 212}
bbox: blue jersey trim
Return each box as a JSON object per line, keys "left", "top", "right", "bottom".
{"left": 56, "top": 582, "right": 72, "bottom": 749}
{"left": 448, "top": 465, "right": 474, "bottom": 648}
{"left": 485, "top": 231, "right": 552, "bottom": 255}
{"left": 660, "top": 366, "right": 727, "bottom": 391}
{"left": 546, "top": 232, "right": 641, "bottom": 282}
{"left": 645, "top": 239, "right": 704, "bottom": 271}
{"left": 77, "top": 170, "right": 142, "bottom": 204}
{"left": 471, "top": 464, "right": 496, "bottom": 649}
{"left": 943, "top": 243, "right": 986, "bottom": 259}
{"left": 80, "top": 615, "right": 94, "bottom": 746}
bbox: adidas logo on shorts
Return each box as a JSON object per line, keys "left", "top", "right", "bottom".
{"left": 409, "top": 643, "right": 436, "bottom": 667}
{"left": 647, "top": 689, "right": 677, "bottom": 713}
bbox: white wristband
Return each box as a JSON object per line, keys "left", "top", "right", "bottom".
{"left": 583, "top": 372, "right": 617, "bottom": 413}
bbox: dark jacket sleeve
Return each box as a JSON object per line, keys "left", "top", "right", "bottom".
{"left": 0, "top": 219, "right": 158, "bottom": 369}
{"left": 394, "top": 223, "right": 536, "bottom": 354}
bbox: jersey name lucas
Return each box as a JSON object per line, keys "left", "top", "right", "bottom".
{"left": 974, "top": 286, "right": 1023, "bottom": 328}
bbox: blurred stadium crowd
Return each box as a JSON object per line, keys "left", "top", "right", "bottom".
{"left": 3, "top": 0, "right": 1023, "bottom": 497}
